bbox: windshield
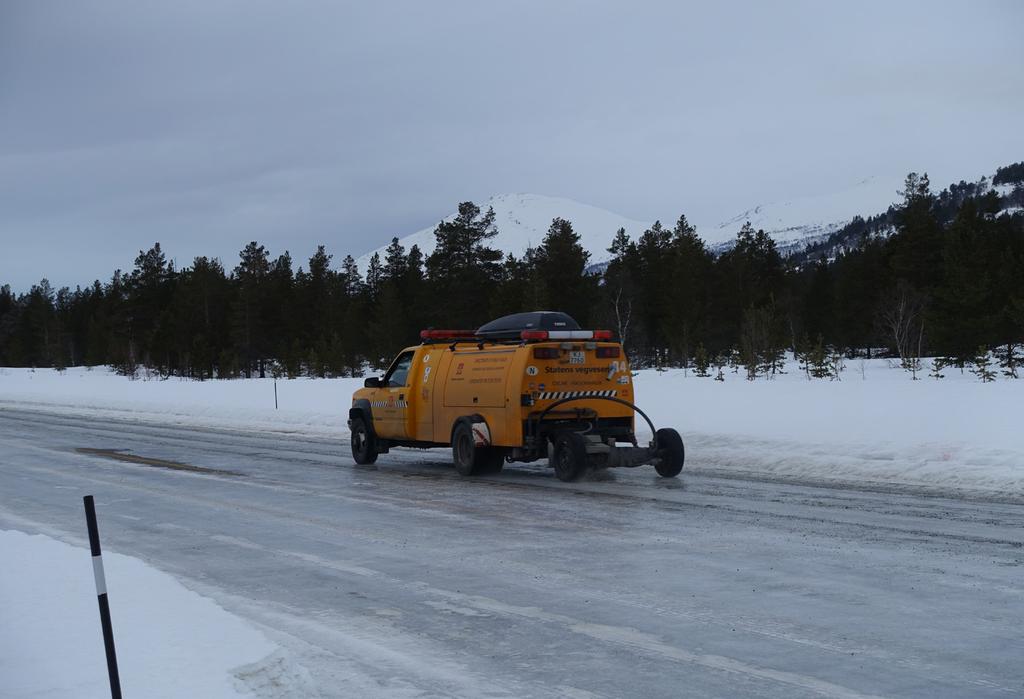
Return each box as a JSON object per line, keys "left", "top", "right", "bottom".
{"left": 384, "top": 352, "right": 414, "bottom": 387}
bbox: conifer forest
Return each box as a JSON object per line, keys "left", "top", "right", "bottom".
{"left": 2, "top": 169, "right": 1023, "bottom": 380}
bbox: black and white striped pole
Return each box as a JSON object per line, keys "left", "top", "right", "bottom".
{"left": 83, "top": 495, "right": 123, "bottom": 699}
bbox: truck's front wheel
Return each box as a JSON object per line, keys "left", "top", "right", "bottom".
{"left": 350, "top": 416, "right": 379, "bottom": 465}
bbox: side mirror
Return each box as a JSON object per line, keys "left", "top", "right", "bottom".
{"left": 364, "top": 376, "right": 382, "bottom": 388}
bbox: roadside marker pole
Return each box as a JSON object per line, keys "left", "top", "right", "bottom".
{"left": 83, "top": 495, "right": 123, "bottom": 699}
{"left": 274, "top": 378, "right": 279, "bottom": 410}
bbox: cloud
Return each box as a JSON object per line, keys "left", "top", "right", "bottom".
{"left": 1, "top": 0, "right": 1022, "bottom": 289}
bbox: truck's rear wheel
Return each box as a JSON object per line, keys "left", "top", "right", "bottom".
{"left": 350, "top": 416, "right": 378, "bottom": 465}
{"left": 552, "top": 432, "right": 587, "bottom": 482}
{"left": 654, "top": 428, "right": 684, "bottom": 477}
{"left": 452, "top": 420, "right": 503, "bottom": 476}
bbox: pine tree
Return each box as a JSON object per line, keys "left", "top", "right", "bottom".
{"left": 995, "top": 343, "right": 1021, "bottom": 379}
{"left": 694, "top": 343, "right": 710, "bottom": 377}
{"left": 529, "top": 217, "right": 595, "bottom": 325}
{"left": 970, "top": 346, "right": 997, "bottom": 382}
{"left": 796, "top": 337, "right": 812, "bottom": 380}
{"left": 176, "top": 256, "right": 228, "bottom": 379}
{"left": 383, "top": 238, "right": 408, "bottom": 281}
{"left": 365, "top": 253, "right": 384, "bottom": 301}
{"left": 636, "top": 221, "right": 675, "bottom": 362}
{"left": 128, "top": 243, "right": 176, "bottom": 371}
{"left": 767, "top": 346, "right": 787, "bottom": 378}
{"left": 301, "top": 245, "right": 334, "bottom": 352}
{"left": 337, "top": 255, "right": 366, "bottom": 375}
{"left": 372, "top": 282, "right": 408, "bottom": 355}
{"left": 891, "top": 172, "right": 943, "bottom": 293}
{"left": 664, "top": 214, "right": 712, "bottom": 368}
{"left": 265, "top": 251, "right": 295, "bottom": 367}
{"left": 424, "top": 202, "right": 502, "bottom": 327}
{"left": 740, "top": 305, "right": 775, "bottom": 380}
{"left": 929, "top": 357, "right": 947, "bottom": 380}
{"left": 232, "top": 242, "right": 271, "bottom": 378}
{"left": 828, "top": 350, "right": 845, "bottom": 381}
{"left": 339, "top": 255, "right": 363, "bottom": 296}
{"left": 602, "top": 227, "right": 640, "bottom": 357}
{"left": 800, "top": 335, "right": 830, "bottom": 379}
{"left": 489, "top": 253, "right": 530, "bottom": 319}
{"left": 713, "top": 222, "right": 784, "bottom": 360}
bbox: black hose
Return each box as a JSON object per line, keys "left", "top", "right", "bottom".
{"left": 528, "top": 395, "right": 659, "bottom": 452}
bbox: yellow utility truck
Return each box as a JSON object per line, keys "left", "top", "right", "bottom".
{"left": 349, "top": 311, "right": 684, "bottom": 481}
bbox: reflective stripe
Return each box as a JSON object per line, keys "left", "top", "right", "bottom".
{"left": 370, "top": 399, "right": 408, "bottom": 408}
{"left": 92, "top": 555, "right": 107, "bottom": 595}
{"left": 537, "top": 390, "right": 618, "bottom": 400}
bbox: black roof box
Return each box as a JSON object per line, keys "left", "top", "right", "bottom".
{"left": 476, "top": 311, "right": 580, "bottom": 340}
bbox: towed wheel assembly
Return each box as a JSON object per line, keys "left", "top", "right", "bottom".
{"left": 653, "top": 427, "right": 685, "bottom": 477}
{"left": 548, "top": 428, "right": 684, "bottom": 481}
{"left": 530, "top": 395, "right": 684, "bottom": 480}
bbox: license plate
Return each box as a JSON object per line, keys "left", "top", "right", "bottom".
{"left": 569, "top": 351, "right": 585, "bottom": 364}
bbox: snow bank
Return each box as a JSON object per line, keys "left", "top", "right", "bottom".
{"left": 1, "top": 362, "right": 1022, "bottom": 496}
{"left": 0, "top": 365, "right": 358, "bottom": 436}
{"left": 635, "top": 365, "right": 1024, "bottom": 495}
{"left": 0, "top": 529, "right": 305, "bottom": 698}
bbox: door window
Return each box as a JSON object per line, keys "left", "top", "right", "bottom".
{"left": 384, "top": 352, "right": 414, "bottom": 387}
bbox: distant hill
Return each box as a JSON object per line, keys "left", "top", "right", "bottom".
{"left": 356, "top": 164, "right": 1024, "bottom": 268}
{"left": 790, "top": 163, "right": 1024, "bottom": 265}
{"left": 355, "top": 193, "right": 650, "bottom": 270}
{"left": 705, "top": 175, "right": 905, "bottom": 256}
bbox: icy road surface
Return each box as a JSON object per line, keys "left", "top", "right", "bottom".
{"left": 1, "top": 407, "right": 1022, "bottom": 698}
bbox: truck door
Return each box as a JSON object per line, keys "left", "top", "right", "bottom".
{"left": 414, "top": 349, "right": 440, "bottom": 441}
{"left": 375, "top": 350, "right": 415, "bottom": 440}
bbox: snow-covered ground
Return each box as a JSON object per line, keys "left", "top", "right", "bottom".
{"left": 0, "top": 529, "right": 312, "bottom": 698}
{"left": 3, "top": 396, "right": 1022, "bottom": 697}
{"left": 2, "top": 361, "right": 1021, "bottom": 497}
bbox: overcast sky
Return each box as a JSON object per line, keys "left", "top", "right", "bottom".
{"left": 1, "top": 1, "right": 1022, "bottom": 291}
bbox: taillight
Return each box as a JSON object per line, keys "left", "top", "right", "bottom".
{"left": 533, "top": 347, "right": 560, "bottom": 359}
{"left": 521, "top": 330, "right": 549, "bottom": 340}
{"left": 596, "top": 346, "right": 620, "bottom": 358}
{"left": 593, "top": 330, "right": 613, "bottom": 340}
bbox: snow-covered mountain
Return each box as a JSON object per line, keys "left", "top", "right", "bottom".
{"left": 353, "top": 174, "right": 939, "bottom": 268}
{"left": 706, "top": 175, "right": 904, "bottom": 255}
{"left": 355, "top": 193, "right": 650, "bottom": 270}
